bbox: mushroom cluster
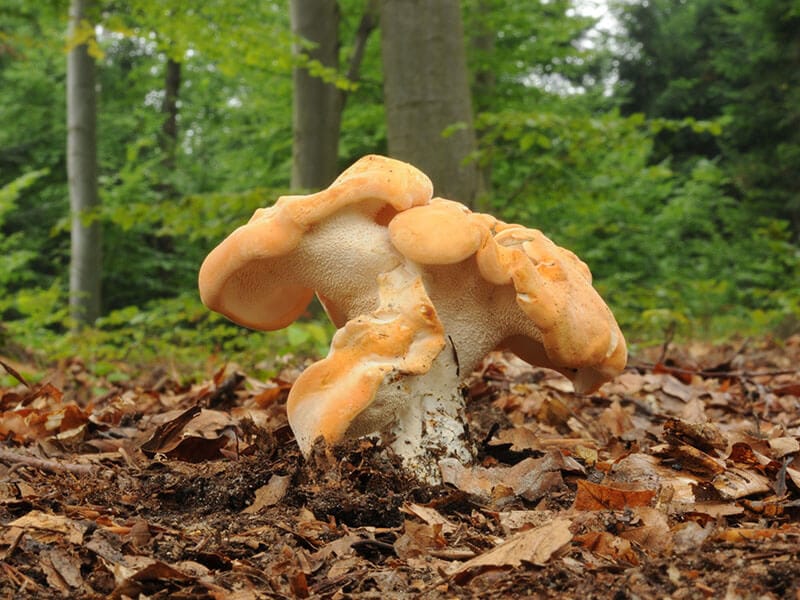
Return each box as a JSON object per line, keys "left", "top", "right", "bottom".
{"left": 199, "top": 155, "right": 626, "bottom": 482}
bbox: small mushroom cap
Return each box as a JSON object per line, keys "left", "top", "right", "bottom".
{"left": 387, "top": 198, "right": 484, "bottom": 265}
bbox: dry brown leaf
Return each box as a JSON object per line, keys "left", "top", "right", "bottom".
{"left": 400, "top": 503, "right": 457, "bottom": 534}
{"left": 489, "top": 426, "right": 541, "bottom": 452}
{"left": 573, "top": 480, "right": 656, "bottom": 511}
{"left": 661, "top": 376, "right": 696, "bottom": 403}
{"left": 655, "top": 443, "right": 726, "bottom": 477}
{"left": 8, "top": 510, "right": 87, "bottom": 545}
{"left": 495, "top": 510, "right": 555, "bottom": 535}
{"left": 599, "top": 399, "right": 635, "bottom": 437}
{"left": 715, "top": 527, "right": 800, "bottom": 543}
{"left": 394, "top": 520, "right": 446, "bottom": 559}
{"left": 44, "top": 548, "right": 83, "bottom": 589}
{"left": 576, "top": 531, "right": 639, "bottom": 565}
{"left": 671, "top": 521, "right": 715, "bottom": 553}
{"left": 440, "top": 451, "right": 580, "bottom": 503}
{"left": 242, "top": 474, "right": 291, "bottom": 514}
{"left": 663, "top": 418, "right": 727, "bottom": 454}
{"left": 712, "top": 467, "right": 772, "bottom": 499}
{"left": 768, "top": 436, "right": 799, "bottom": 458}
{"left": 451, "top": 518, "right": 573, "bottom": 583}
{"left": 687, "top": 503, "right": 745, "bottom": 518}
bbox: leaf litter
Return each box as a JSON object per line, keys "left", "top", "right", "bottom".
{"left": 0, "top": 336, "right": 799, "bottom": 598}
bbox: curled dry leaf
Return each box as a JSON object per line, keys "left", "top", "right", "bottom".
{"left": 573, "top": 479, "right": 656, "bottom": 511}
{"left": 440, "top": 451, "right": 582, "bottom": 503}
{"left": 400, "top": 503, "right": 458, "bottom": 534}
{"left": 8, "top": 510, "right": 87, "bottom": 545}
{"left": 712, "top": 467, "right": 772, "bottom": 499}
{"left": 242, "top": 474, "right": 292, "bottom": 514}
{"left": 451, "top": 517, "right": 573, "bottom": 584}
{"left": 575, "top": 531, "right": 639, "bottom": 566}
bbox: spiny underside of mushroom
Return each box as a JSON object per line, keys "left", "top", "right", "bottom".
{"left": 199, "top": 155, "right": 627, "bottom": 482}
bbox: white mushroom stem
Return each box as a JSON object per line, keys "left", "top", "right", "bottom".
{"left": 383, "top": 339, "right": 473, "bottom": 484}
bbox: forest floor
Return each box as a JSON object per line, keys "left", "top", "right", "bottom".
{"left": 0, "top": 335, "right": 799, "bottom": 599}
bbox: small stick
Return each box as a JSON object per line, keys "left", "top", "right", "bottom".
{"left": 0, "top": 448, "right": 96, "bottom": 476}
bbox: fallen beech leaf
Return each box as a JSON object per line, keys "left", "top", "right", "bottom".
{"left": 768, "top": 437, "right": 799, "bottom": 458}
{"left": 772, "top": 383, "right": 800, "bottom": 397}
{"left": 655, "top": 443, "right": 726, "bottom": 477}
{"left": 0, "top": 359, "right": 30, "bottom": 388}
{"left": 598, "top": 399, "right": 635, "bottom": 437}
{"left": 140, "top": 405, "right": 201, "bottom": 454}
{"left": 44, "top": 548, "right": 83, "bottom": 589}
{"left": 660, "top": 375, "right": 695, "bottom": 402}
{"left": 621, "top": 524, "right": 672, "bottom": 554}
{"left": 452, "top": 518, "right": 573, "bottom": 583}
{"left": 242, "top": 474, "right": 291, "bottom": 514}
{"left": 309, "top": 533, "right": 364, "bottom": 562}
{"left": 713, "top": 467, "right": 771, "bottom": 499}
{"left": 141, "top": 407, "right": 239, "bottom": 462}
{"left": 489, "top": 426, "right": 541, "bottom": 452}
{"left": 573, "top": 480, "right": 656, "bottom": 511}
{"left": 687, "top": 503, "right": 745, "bottom": 518}
{"left": 111, "top": 559, "right": 195, "bottom": 598}
{"left": 786, "top": 466, "right": 800, "bottom": 489}
{"left": 394, "top": 520, "right": 446, "bottom": 559}
{"left": 495, "top": 510, "right": 555, "bottom": 535}
{"left": 576, "top": 531, "right": 639, "bottom": 565}
{"left": 671, "top": 521, "right": 714, "bottom": 553}
{"left": 715, "top": 527, "right": 800, "bottom": 543}
{"left": 401, "top": 503, "right": 457, "bottom": 534}
{"left": 663, "top": 418, "right": 727, "bottom": 454}
{"left": 8, "top": 510, "right": 87, "bottom": 545}
{"left": 440, "top": 451, "right": 580, "bottom": 502}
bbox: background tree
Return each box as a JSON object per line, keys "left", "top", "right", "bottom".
{"left": 290, "top": 0, "right": 341, "bottom": 189}
{"left": 380, "top": 0, "right": 481, "bottom": 206}
{"left": 67, "top": 0, "right": 101, "bottom": 325}
{"left": 290, "top": 0, "right": 379, "bottom": 189}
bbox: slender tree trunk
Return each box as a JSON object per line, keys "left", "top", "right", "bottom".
{"left": 469, "top": 0, "right": 496, "bottom": 206}
{"left": 67, "top": 0, "right": 101, "bottom": 326}
{"left": 161, "top": 57, "right": 181, "bottom": 170}
{"left": 290, "top": 0, "right": 342, "bottom": 189}
{"left": 380, "top": 0, "right": 481, "bottom": 207}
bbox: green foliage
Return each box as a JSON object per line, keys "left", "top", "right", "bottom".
{"left": 2, "top": 0, "right": 800, "bottom": 372}
{"left": 615, "top": 0, "right": 800, "bottom": 229}
{"left": 477, "top": 108, "right": 800, "bottom": 341}
{"left": 4, "top": 289, "right": 333, "bottom": 379}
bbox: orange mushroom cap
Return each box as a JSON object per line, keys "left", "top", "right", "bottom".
{"left": 197, "top": 155, "right": 433, "bottom": 331}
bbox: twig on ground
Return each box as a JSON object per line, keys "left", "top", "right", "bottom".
{"left": 0, "top": 447, "right": 97, "bottom": 476}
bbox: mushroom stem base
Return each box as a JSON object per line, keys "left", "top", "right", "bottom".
{"left": 385, "top": 341, "right": 475, "bottom": 484}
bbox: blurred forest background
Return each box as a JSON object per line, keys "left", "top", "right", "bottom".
{"left": 1, "top": 0, "right": 799, "bottom": 377}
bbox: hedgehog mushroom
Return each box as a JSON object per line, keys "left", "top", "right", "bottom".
{"left": 199, "top": 155, "right": 627, "bottom": 483}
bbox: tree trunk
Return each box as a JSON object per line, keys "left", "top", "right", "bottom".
{"left": 380, "top": 0, "right": 481, "bottom": 207}
{"left": 67, "top": 0, "right": 101, "bottom": 326}
{"left": 161, "top": 57, "right": 181, "bottom": 170}
{"left": 469, "top": 0, "right": 495, "bottom": 205}
{"left": 290, "top": 0, "right": 342, "bottom": 190}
